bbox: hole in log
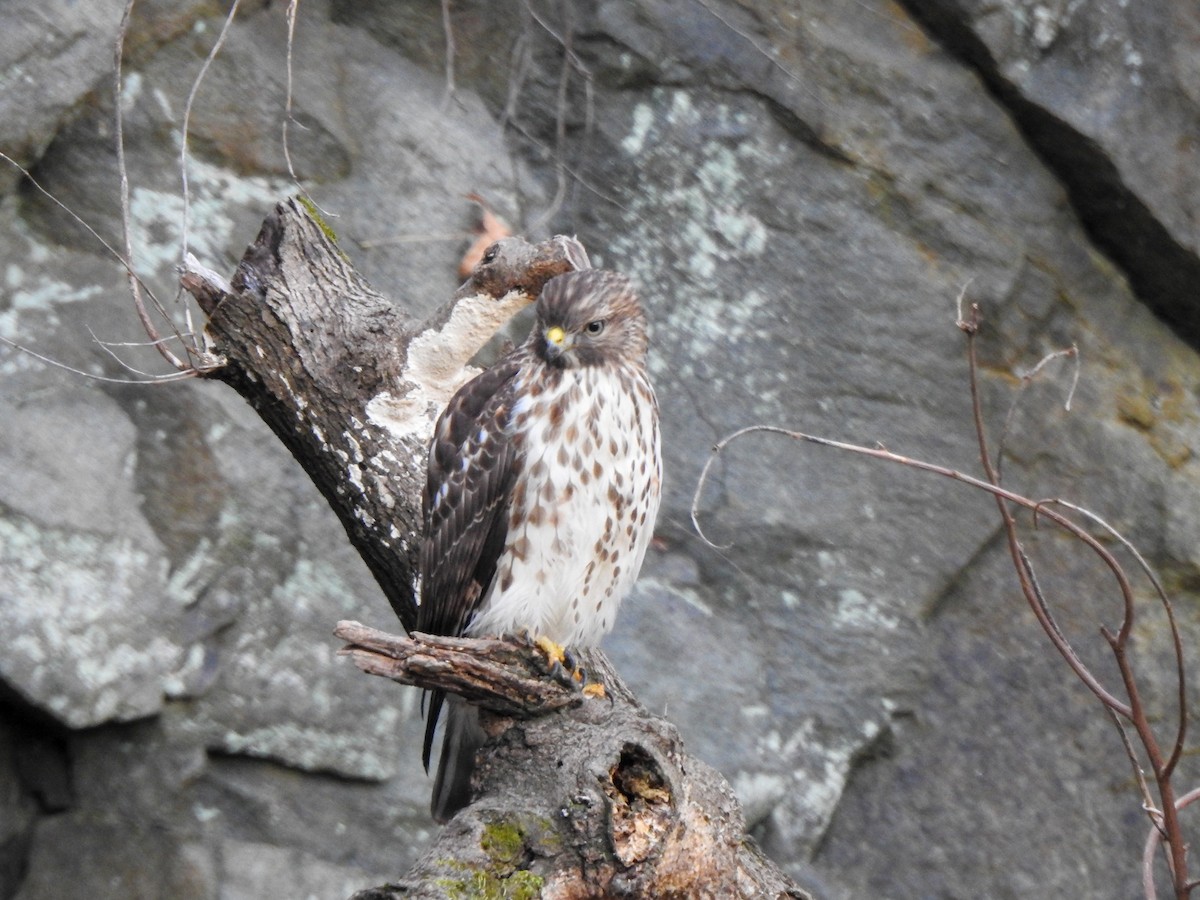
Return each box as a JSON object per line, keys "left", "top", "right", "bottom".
{"left": 604, "top": 743, "right": 673, "bottom": 867}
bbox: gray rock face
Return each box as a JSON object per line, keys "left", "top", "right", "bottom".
{"left": 0, "top": 0, "right": 127, "bottom": 193}
{"left": 907, "top": 0, "right": 1200, "bottom": 335}
{"left": 1, "top": 0, "right": 1198, "bottom": 897}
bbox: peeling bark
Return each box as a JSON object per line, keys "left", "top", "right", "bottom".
{"left": 182, "top": 200, "right": 809, "bottom": 898}
{"left": 183, "top": 199, "right": 583, "bottom": 630}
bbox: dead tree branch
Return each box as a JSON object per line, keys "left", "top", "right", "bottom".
{"left": 335, "top": 622, "right": 586, "bottom": 717}
{"left": 180, "top": 199, "right": 585, "bottom": 629}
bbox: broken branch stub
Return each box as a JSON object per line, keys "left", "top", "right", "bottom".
{"left": 334, "top": 621, "right": 585, "bottom": 717}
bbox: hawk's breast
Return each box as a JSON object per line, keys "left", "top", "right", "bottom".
{"left": 468, "top": 361, "right": 661, "bottom": 647}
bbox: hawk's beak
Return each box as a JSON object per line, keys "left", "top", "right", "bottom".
{"left": 544, "top": 325, "right": 569, "bottom": 360}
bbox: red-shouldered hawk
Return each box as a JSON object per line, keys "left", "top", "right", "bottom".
{"left": 418, "top": 267, "right": 662, "bottom": 822}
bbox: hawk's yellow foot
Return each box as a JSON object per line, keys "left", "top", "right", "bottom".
{"left": 527, "top": 634, "right": 605, "bottom": 696}
{"left": 534, "top": 634, "right": 568, "bottom": 668}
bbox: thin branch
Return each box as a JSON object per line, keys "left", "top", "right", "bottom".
{"left": 532, "top": 6, "right": 574, "bottom": 231}
{"left": 282, "top": 0, "right": 302, "bottom": 186}
{"left": 0, "top": 336, "right": 197, "bottom": 385}
{"left": 961, "top": 306, "right": 1142, "bottom": 710}
{"left": 114, "top": 0, "right": 191, "bottom": 372}
{"left": 522, "top": 1, "right": 595, "bottom": 233}
{"left": 963, "top": 301, "right": 1187, "bottom": 899}
{"left": 694, "top": 297, "right": 1193, "bottom": 894}
{"left": 1039, "top": 498, "right": 1188, "bottom": 778}
{"left": 1099, "top": 615, "right": 1189, "bottom": 898}
{"left": 88, "top": 333, "right": 198, "bottom": 348}
{"left": 1143, "top": 786, "right": 1200, "bottom": 900}
{"left": 964, "top": 307, "right": 1189, "bottom": 896}
{"left": 179, "top": 0, "right": 242, "bottom": 269}
{"left": 1014, "top": 544, "right": 1072, "bottom": 652}
{"left": 0, "top": 149, "right": 206, "bottom": 377}
{"left": 690, "top": 420, "right": 1137, "bottom": 718}
{"left": 0, "top": 154, "right": 157, "bottom": 310}
{"left": 1106, "top": 704, "right": 1164, "bottom": 840}
{"left": 953, "top": 278, "right": 974, "bottom": 328}
{"left": 997, "top": 344, "right": 1079, "bottom": 481}
{"left": 173, "top": 0, "right": 243, "bottom": 364}
{"left": 85, "top": 325, "right": 197, "bottom": 378}
{"left": 441, "top": 0, "right": 456, "bottom": 103}
{"left": 279, "top": 0, "right": 332, "bottom": 219}
{"left": 500, "top": 29, "right": 532, "bottom": 130}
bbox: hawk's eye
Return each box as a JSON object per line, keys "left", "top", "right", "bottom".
{"left": 585, "top": 320, "right": 606, "bottom": 336}
{"left": 481, "top": 244, "right": 499, "bottom": 264}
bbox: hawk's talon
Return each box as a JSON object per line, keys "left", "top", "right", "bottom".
{"left": 561, "top": 645, "right": 580, "bottom": 674}
{"left": 526, "top": 634, "right": 602, "bottom": 694}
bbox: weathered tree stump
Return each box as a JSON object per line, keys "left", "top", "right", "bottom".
{"left": 181, "top": 199, "right": 809, "bottom": 898}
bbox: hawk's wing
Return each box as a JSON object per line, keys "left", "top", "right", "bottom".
{"left": 417, "top": 355, "right": 523, "bottom": 769}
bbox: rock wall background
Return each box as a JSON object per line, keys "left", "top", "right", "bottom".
{"left": 2, "top": 0, "right": 1199, "bottom": 897}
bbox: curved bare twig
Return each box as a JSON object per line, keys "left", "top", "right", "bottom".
{"left": 114, "top": 0, "right": 191, "bottom": 371}
{"left": 0, "top": 335, "right": 197, "bottom": 385}
{"left": 690, "top": 422, "right": 1134, "bottom": 718}
{"left": 996, "top": 344, "right": 1079, "bottom": 481}
{"left": 1038, "top": 498, "right": 1187, "bottom": 779}
{"left": 1143, "top": 786, "right": 1200, "bottom": 900}
{"left": 965, "top": 301, "right": 1187, "bottom": 898}
{"left": 180, "top": 0, "right": 243, "bottom": 268}
{"left": 0, "top": 151, "right": 204, "bottom": 382}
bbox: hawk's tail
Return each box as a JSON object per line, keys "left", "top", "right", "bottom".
{"left": 431, "top": 697, "right": 486, "bottom": 823}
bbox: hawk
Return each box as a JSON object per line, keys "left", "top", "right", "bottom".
{"left": 418, "top": 267, "right": 662, "bottom": 821}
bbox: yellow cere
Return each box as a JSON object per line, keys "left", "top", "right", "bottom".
{"left": 545, "top": 326, "right": 566, "bottom": 345}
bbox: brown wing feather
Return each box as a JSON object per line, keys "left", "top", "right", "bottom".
{"left": 417, "top": 355, "right": 523, "bottom": 769}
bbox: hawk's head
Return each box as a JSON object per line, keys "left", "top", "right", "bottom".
{"left": 532, "top": 269, "right": 648, "bottom": 370}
